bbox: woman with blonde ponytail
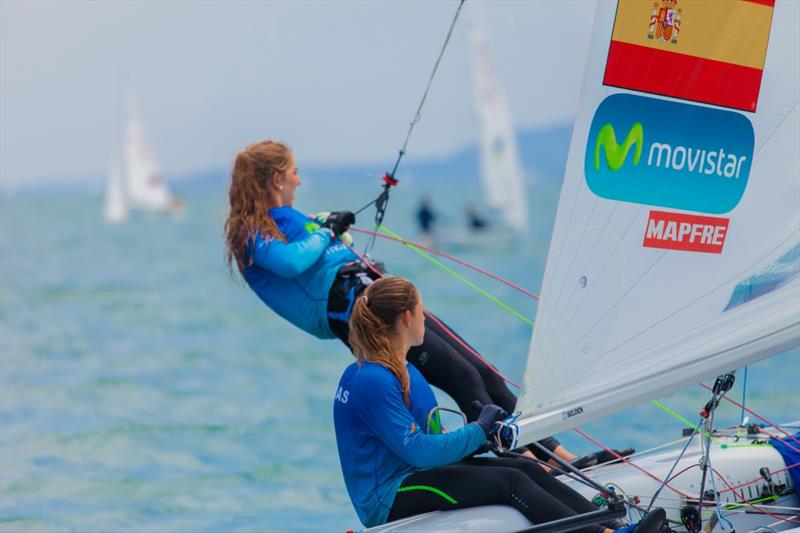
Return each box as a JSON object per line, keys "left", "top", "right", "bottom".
{"left": 333, "top": 277, "right": 664, "bottom": 533}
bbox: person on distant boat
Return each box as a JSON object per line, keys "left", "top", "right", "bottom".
{"left": 223, "top": 140, "right": 620, "bottom": 469}
{"left": 416, "top": 196, "right": 436, "bottom": 236}
{"left": 466, "top": 203, "right": 488, "bottom": 231}
{"left": 334, "top": 275, "right": 666, "bottom": 532}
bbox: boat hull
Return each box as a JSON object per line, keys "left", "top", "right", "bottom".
{"left": 365, "top": 429, "right": 799, "bottom": 532}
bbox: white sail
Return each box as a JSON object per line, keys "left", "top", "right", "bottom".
{"left": 103, "top": 157, "right": 128, "bottom": 223}
{"left": 516, "top": 0, "right": 800, "bottom": 444}
{"left": 469, "top": 6, "right": 527, "bottom": 234}
{"left": 123, "top": 89, "right": 174, "bottom": 212}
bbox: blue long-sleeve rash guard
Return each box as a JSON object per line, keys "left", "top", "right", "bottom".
{"left": 243, "top": 206, "right": 358, "bottom": 339}
{"left": 333, "top": 361, "right": 486, "bottom": 527}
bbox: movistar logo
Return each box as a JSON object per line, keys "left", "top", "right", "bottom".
{"left": 594, "top": 122, "right": 643, "bottom": 171}
{"left": 584, "top": 94, "right": 753, "bottom": 215}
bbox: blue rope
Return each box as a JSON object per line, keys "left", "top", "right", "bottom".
{"left": 706, "top": 441, "right": 735, "bottom": 530}
{"left": 647, "top": 420, "right": 702, "bottom": 511}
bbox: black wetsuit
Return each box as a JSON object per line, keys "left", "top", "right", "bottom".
{"left": 388, "top": 456, "right": 605, "bottom": 532}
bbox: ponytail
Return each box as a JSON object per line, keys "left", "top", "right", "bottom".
{"left": 349, "top": 277, "right": 419, "bottom": 405}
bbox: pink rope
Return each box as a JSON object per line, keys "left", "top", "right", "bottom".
{"left": 423, "top": 311, "right": 521, "bottom": 389}
{"left": 349, "top": 226, "right": 539, "bottom": 300}
{"left": 700, "top": 383, "right": 800, "bottom": 451}
{"left": 711, "top": 466, "right": 800, "bottom": 524}
{"left": 573, "top": 427, "right": 692, "bottom": 499}
{"left": 339, "top": 239, "right": 521, "bottom": 389}
{"left": 719, "top": 462, "right": 800, "bottom": 494}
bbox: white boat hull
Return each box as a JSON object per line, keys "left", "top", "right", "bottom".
{"left": 366, "top": 429, "right": 799, "bottom": 532}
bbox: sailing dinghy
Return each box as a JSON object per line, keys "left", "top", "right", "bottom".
{"left": 434, "top": 6, "right": 527, "bottom": 251}
{"left": 368, "top": 0, "right": 799, "bottom": 530}
{"left": 103, "top": 156, "right": 128, "bottom": 223}
{"left": 104, "top": 88, "right": 183, "bottom": 222}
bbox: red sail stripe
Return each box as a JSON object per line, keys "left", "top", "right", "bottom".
{"left": 742, "top": 0, "right": 775, "bottom": 7}
{"left": 604, "top": 40, "right": 764, "bottom": 112}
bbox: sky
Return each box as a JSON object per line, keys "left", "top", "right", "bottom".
{"left": 0, "top": 0, "right": 596, "bottom": 187}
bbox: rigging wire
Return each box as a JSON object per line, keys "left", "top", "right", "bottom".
{"left": 397, "top": 0, "right": 465, "bottom": 164}
{"left": 349, "top": 226, "right": 539, "bottom": 300}
{"left": 574, "top": 427, "right": 692, "bottom": 499}
{"left": 706, "top": 448, "right": 736, "bottom": 531}
{"left": 741, "top": 365, "right": 749, "bottom": 425}
{"left": 360, "top": 0, "right": 466, "bottom": 257}
{"left": 700, "top": 383, "right": 800, "bottom": 451}
{"left": 646, "top": 421, "right": 701, "bottom": 511}
{"left": 650, "top": 496, "right": 799, "bottom": 513}
{"left": 719, "top": 462, "right": 800, "bottom": 495}
{"left": 375, "top": 225, "right": 534, "bottom": 325}
{"left": 709, "top": 466, "right": 800, "bottom": 524}
{"left": 339, "top": 237, "right": 521, "bottom": 389}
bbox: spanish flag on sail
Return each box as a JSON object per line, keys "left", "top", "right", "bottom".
{"left": 604, "top": 0, "right": 774, "bottom": 112}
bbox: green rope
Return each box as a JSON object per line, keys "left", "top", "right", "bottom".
{"left": 723, "top": 494, "right": 779, "bottom": 510}
{"left": 373, "top": 225, "right": 759, "bottom": 449}
{"left": 649, "top": 400, "right": 771, "bottom": 449}
{"left": 377, "top": 225, "right": 534, "bottom": 326}
{"left": 650, "top": 400, "right": 725, "bottom": 446}
{"left": 397, "top": 485, "right": 459, "bottom": 504}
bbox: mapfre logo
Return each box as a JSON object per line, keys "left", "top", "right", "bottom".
{"left": 643, "top": 210, "right": 729, "bottom": 254}
{"left": 585, "top": 94, "right": 754, "bottom": 215}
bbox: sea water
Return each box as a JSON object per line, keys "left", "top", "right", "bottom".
{"left": 1, "top": 179, "right": 798, "bottom": 532}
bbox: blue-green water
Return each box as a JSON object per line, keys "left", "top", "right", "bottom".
{"left": 1, "top": 181, "right": 798, "bottom": 532}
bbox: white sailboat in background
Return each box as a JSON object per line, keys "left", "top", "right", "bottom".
{"left": 372, "top": 0, "right": 799, "bottom": 530}
{"left": 470, "top": 6, "right": 527, "bottom": 235}
{"left": 103, "top": 87, "right": 183, "bottom": 223}
{"left": 433, "top": 7, "right": 527, "bottom": 250}
{"left": 103, "top": 157, "right": 128, "bottom": 223}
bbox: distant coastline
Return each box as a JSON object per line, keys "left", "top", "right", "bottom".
{"left": 1, "top": 123, "right": 572, "bottom": 195}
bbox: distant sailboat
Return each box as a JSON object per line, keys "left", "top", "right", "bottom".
{"left": 103, "top": 157, "right": 128, "bottom": 223}
{"left": 104, "top": 88, "right": 183, "bottom": 222}
{"left": 434, "top": 8, "right": 527, "bottom": 250}
{"left": 469, "top": 6, "right": 527, "bottom": 235}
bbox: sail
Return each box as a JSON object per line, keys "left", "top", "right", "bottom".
{"left": 123, "top": 89, "right": 174, "bottom": 212}
{"left": 103, "top": 157, "right": 128, "bottom": 223}
{"left": 516, "top": 0, "right": 799, "bottom": 444}
{"left": 469, "top": 7, "right": 527, "bottom": 233}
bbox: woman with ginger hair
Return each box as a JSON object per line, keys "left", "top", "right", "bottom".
{"left": 223, "top": 140, "right": 515, "bottom": 420}
{"left": 223, "top": 139, "right": 588, "bottom": 466}
{"left": 333, "top": 276, "right": 665, "bottom": 532}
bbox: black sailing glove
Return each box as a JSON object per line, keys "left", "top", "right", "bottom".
{"left": 473, "top": 404, "right": 508, "bottom": 437}
{"left": 322, "top": 211, "right": 356, "bottom": 237}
